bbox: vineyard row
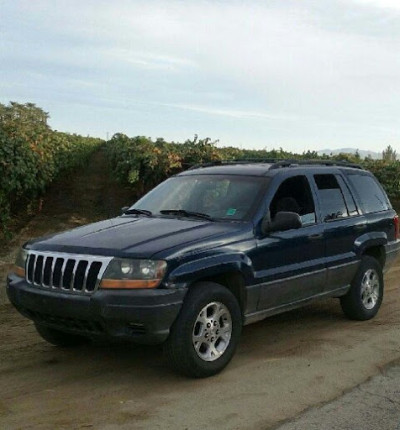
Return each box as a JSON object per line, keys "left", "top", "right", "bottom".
{"left": 107, "top": 134, "right": 400, "bottom": 204}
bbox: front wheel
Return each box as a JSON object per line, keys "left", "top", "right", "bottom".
{"left": 340, "top": 256, "right": 383, "bottom": 320}
{"left": 164, "top": 282, "right": 242, "bottom": 378}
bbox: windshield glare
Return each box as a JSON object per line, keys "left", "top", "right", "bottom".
{"left": 131, "top": 175, "right": 267, "bottom": 220}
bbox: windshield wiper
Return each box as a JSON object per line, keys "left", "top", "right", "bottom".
{"left": 124, "top": 208, "right": 153, "bottom": 216}
{"left": 160, "top": 209, "right": 213, "bottom": 221}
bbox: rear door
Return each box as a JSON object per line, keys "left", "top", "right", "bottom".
{"left": 311, "top": 172, "right": 365, "bottom": 292}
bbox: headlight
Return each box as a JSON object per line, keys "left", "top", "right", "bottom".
{"left": 13, "top": 248, "right": 28, "bottom": 278}
{"left": 100, "top": 258, "right": 167, "bottom": 289}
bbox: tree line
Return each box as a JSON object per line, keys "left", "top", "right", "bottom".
{"left": 106, "top": 133, "right": 400, "bottom": 204}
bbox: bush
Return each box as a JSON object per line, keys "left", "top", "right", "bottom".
{"left": 0, "top": 102, "right": 103, "bottom": 232}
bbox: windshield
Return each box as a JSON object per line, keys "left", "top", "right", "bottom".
{"left": 130, "top": 174, "right": 268, "bottom": 221}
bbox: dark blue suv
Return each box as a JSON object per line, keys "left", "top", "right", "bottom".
{"left": 7, "top": 160, "right": 400, "bottom": 377}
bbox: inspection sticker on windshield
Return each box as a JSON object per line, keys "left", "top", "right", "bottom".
{"left": 226, "top": 208, "right": 237, "bottom": 216}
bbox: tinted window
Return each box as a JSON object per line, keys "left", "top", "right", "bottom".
{"left": 270, "top": 176, "right": 316, "bottom": 226}
{"left": 347, "top": 174, "right": 389, "bottom": 213}
{"left": 314, "top": 174, "right": 348, "bottom": 221}
{"left": 336, "top": 175, "right": 358, "bottom": 216}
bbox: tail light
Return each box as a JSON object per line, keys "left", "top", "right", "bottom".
{"left": 395, "top": 214, "right": 399, "bottom": 240}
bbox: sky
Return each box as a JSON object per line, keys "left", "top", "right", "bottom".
{"left": 1, "top": 0, "right": 400, "bottom": 153}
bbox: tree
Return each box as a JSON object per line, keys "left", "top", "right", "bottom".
{"left": 382, "top": 145, "right": 397, "bottom": 161}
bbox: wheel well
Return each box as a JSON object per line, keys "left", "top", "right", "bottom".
{"left": 363, "top": 245, "right": 385, "bottom": 268}
{"left": 192, "top": 272, "right": 246, "bottom": 315}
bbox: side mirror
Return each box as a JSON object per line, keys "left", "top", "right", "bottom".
{"left": 121, "top": 206, "right": 129, "bottom": 215}
{"left": 262, "top": 211, "right": 302, "bottom": 234}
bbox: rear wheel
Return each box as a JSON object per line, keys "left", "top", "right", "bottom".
{"left": 164, "top": 282, "right": 242, "bottom": 378}
{"left": 340, "top": 256, "right": 383, "bottom": 320}
{"left": 35, "top": 324, "right": 88, "bottom": 347}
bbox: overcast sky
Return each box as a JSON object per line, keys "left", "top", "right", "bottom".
{"left": 1, "top": 0, "right": 400, "bottom": 153}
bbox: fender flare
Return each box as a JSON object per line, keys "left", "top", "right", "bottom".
{"left": 166, "top": 252, "right": 254, "bottom": 288}
{"left": 354, "top": 231, "right": 387, "bottom": 257}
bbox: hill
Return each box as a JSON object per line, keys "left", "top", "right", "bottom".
{"left": 317, "top": 148, "right": 381, "bottom": 159}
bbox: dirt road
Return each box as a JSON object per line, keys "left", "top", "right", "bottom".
{"left": 0, "top": 259, "right": 399, "bottom": 430}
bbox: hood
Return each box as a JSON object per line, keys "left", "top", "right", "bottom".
{"left": 26, "top": 215, "right": 247, "bottom": 258}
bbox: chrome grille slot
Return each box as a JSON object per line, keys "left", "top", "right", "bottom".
{"left": 53, "top": 258, "right": 63, "bottom": 288}
{"left": 33, "top": 255, "right": 43, "bottom": 285}
{"left": 27, "top": 254, "right": 35, "bottom": 282}
{"left": 73, "top": 261, "right": 88, "bottom": 291}
{"left": 43, "top": 257, "right": 53, "bottom": 286}
{"left": 25, "top": 251, "right": 112, "bottom": 295}
{"left": 86, "top": 262, "right": 103, "bottom": 292}
{"left": 34, "top": 255, "right": 44, "bottom": 285}
{"left": 62, "top": 259, "right": 76, "bottom": 290}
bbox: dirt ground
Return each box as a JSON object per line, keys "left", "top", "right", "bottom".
{"left": 1, "top": 151, "right": 400, "bottom": 429}
{"left": 0, "top": 260, "right": 399, "bottom": 430}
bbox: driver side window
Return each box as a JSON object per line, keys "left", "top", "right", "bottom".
{"left": 270, "top": 176, "right": 316, "bottom": 226}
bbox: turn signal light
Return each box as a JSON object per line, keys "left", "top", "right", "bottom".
{"left": 100, "top": 279, "right": 160, "bottom": 289}
{"left": 12, "top": 265, "right": 25, "bottom": 278}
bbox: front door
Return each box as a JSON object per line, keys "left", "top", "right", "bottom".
{"left": 253, "top": 174, "right": 326, "bottom": 311}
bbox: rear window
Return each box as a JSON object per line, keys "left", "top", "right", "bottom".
{"left": 347, "top": 174, "right": 389, "bottom": 213}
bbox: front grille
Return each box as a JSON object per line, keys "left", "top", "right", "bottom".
{"left": 25, "top": 251, "right": 112, "bottom": 295}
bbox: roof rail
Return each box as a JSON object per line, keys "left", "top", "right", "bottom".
{"left": 269, "top": 159, "right": 363, "bottom": 170}
{"left": 185, "top": 158, "right": 364, "bottom": 171}
{"left": 186, "top": 159, "right": 278, "bottom": 170}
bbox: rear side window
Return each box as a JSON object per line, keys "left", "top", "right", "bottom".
{"left": 314, "top": 174, "right": 348, "bottom": 221}
{"left": 336, "top": 175, "right": 358, "bottom": 216}
{"left": 347, "top": 174, "right": 389, "bottom": 213}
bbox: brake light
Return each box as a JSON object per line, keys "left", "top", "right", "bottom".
{"left": 395, "top": 215, "right": 399, "bottom": 240}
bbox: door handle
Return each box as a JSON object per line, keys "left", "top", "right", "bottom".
{"left": 308, "top": 233, "right": 323, "bottom": 240}
{"left": 355, "top": 224, "right": 367, "bottom": 231}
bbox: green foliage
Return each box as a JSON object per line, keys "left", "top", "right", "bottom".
{"left": 107, "top": 135, "right": 400, "bottom": 205}
{"left": 363, "top": 159, "right": 400, "bottom": 202}
{"left": 382, "top": 144, "right": 397, "bottom": 161}
{"left": 0, "top": 102, "right": 103, "bottom": 232}
{"left": 106, "top": 134, "right": 219, "bottom": 195}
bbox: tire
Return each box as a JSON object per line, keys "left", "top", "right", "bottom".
{"left": 340, "top": 256, "right": 384, "bottom": 321}
{"left": 35, "top": 324, "right": 88, "bottom": 347}
{"left": 164, "top": 282, "right": 242, "bottom": 378}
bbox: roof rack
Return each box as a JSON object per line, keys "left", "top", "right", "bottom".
{"left": 269, "top": 159, "right": 363, "bottom": 170}
{"left": 186, "top": 159, "right": 278, "bottom": 170}
{"left": 186, "top": 158, "right": 363, "bottom": 171}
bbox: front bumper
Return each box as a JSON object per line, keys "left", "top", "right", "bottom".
{"left": 7, "top": 273, "right": 186, "bottom": 344}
